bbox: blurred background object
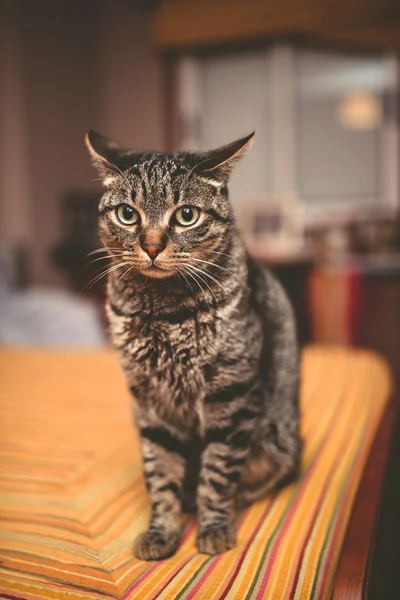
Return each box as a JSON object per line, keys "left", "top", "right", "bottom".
{"left": 0, "top": 0, "right": 399, "bottom": 364}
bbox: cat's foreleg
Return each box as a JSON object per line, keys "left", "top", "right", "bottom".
{"left": 196, "top": 394, "right": 257, "bottom": 555}
{"left": 133, "top": 426, "right": 187, "bottom": 560}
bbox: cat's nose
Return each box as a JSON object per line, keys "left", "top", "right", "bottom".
{"left": 141, "top": 241, "right": 165, "bottom": 260}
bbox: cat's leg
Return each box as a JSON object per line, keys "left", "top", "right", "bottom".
{"left": 133, "top": 425, "right": 187, "bottom": 560}
{"left": 236, "top": 424, "right": 301, "bottom": 509}
{"left": 196, "top": 392, "right": 258, "bottom": 555}
{"left": 181, "top": 449, "right": 201, "bottom": 514}
{"left": 234, "top": 269, "right": 302, "bottom": 508}
{"left": 237, "top": 342, "right": 301, "bottom": 509}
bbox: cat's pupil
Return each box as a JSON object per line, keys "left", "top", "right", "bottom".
{"left": 123, "top": 206, "right": 134, "bottom": 220}
{"left": 182, "top": 207, "right": 193, "bottom": 222}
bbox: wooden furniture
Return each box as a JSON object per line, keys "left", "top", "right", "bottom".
{"left": 309, "top": 256, "right": 400, "bottom": 375}
{"left": 333, "top": 395, "right": 399, "bottom": 599}
{"left": 153, "top": 0, "right": 400, "bottom": 53}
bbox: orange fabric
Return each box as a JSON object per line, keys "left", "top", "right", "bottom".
{"left": 0, "top": 346, "right": 392, "bottom": 599}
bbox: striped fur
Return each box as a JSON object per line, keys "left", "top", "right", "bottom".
{"left": 86, "top": 131, "right": 301, "bottom": 559}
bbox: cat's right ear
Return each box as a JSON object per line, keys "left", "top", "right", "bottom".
{"left": 85, "top": 131, "right": 138, "bottom": 186}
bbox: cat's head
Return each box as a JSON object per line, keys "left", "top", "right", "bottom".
{"left": 85, "top": 131, "right": 253, "bottom": 280}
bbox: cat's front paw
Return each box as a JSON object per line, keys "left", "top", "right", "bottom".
{"left": 196, "top": 524, "right": 236, "bottom": 555}
{"left": 133, "top": 529, "right": 181, "bottom": 561}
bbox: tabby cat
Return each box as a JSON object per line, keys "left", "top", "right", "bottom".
{"left": 85, "top": 130, "right": 301, "bottom": 560}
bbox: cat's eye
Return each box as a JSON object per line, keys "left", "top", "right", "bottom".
{"left": 115, "top": 204, "right": 140, "bottom": 226}
{"left": 173, "top": 206, "right": 200, "bottom": 227}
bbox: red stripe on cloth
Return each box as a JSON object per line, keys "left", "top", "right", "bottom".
{"left": 182, "top": 509, "right": 250, "bottom": 600}
{"left": 217, "top": 500, "right": 274, "bottom": 600}
{"left": 254, "top": 368, "right": 355, "bottom": 599}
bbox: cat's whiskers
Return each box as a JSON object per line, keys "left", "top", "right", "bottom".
{"left": 85, "top": 257, "right": 127, "bottom": 280}
{"left": 174, "top": 250, "right": 233, "bottom": 265}
{"left": 208, "top": 249, "right": 234, "bottom": 260}
{"left": 207, "top": 248, "right": 241, "bottom": 272}
{"left": 83, "top": 252, "right": 126, "bottom": 271}
{"left": 181, "top": 266, "right": 212, "bottom": 310}
{"left": 86, "top": 260, "right": 129, "bottom": 288}
{"left": 186, "top": 262, "right": 225, "bottom": 285}
{"left": 177, "top": 270, "right": 194, "bottom": 294}
{"left": 79, "top": 260, "right": 129, "bottom": 297}
{"left": 85, "top": 247, "right": 123, "bottom": 258}
{"left": 111, "top": 263, "right": 134, "bottom": 294}
{"left": 174, "top": 253, "right": 227, "bottom": 300}
{"left": 188, "top": 257, "right": 247, "bottom": 288}
{"left": 185, "top": 263, "right": 232, "bottom": 301}
{"left": 184, "top": 264, "right": 218, "bottom": 306}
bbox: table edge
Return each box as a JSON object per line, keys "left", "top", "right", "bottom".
{"left": 332, "top": 392, "right": 399, "bottom": 599}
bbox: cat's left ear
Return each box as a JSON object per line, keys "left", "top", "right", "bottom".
{"left": 85, "top": 130, "right": 140, "bottom": 185}
{"left": 194, "top": 132, "right": 254, "bottom": 184}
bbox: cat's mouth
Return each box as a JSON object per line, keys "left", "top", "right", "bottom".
{"left": 140, "top": 263, "right": 175, "bottom": 279}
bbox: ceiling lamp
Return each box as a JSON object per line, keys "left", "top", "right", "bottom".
{"left": 337, "top": 91, "right": 382, "bottom": 130}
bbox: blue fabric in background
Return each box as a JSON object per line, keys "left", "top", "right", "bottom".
{"left": 0, "top": 247, "right": 106, "bottom": 347}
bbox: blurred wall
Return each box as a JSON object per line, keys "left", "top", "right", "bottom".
{"left": 0, "top": 1, "right": 32, "bottom": 254}
{"left": 98, "top": 0, "right": 164, "bottom": 150}
{"left": 20, "top": 1, "right": 100, "bottom": 286}
{"left": 0, "top": 0, "right": 165, "bottom": 287}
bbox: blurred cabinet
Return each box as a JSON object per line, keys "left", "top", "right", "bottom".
{"left": 175, "top": 45, "right": 398, "bottom": 221}
{"left": 358, "top": 271, "right": 400, "bottom": 376}
{"left": 308, "top": 258, "right": 400, "bottom": 375}
{"left": 254, "top": 252, "right": 314, "bottom": 346}
{"left": 201, "top": 49, "right": 273, "bottom": 203}
{"left": 52, "top": 191, "right": 105, "bottom": 301}
{"left": 294, "top": 50, "right": 397, "bottom": 212}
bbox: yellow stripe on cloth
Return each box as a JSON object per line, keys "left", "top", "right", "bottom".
{"left": 0, "top": 346, "right": 392, "bottom": 599}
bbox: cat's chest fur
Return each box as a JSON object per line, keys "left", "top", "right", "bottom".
{"left": 107, "top": 298, "right": 218, "bottom": 433}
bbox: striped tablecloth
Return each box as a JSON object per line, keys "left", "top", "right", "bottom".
{"left": 0, "top": 346, "right": 392, "bottom": 599}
